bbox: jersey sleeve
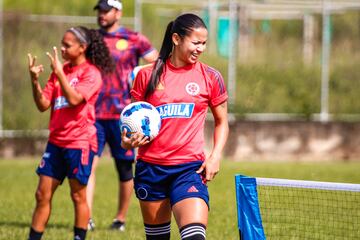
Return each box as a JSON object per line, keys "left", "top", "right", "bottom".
{"left": 136, "top": 33, "right": 155, "bottom": 58}
{"left": 42, "top": 73, "right": 56, "bottom": 101}
{"left": 75, "top": 67, "right": 102, "bottom": 101}
{"left": 130, "top": 67, "right": 149, "bottom": 101}
{"left": 207, "top": 66, "right": 228, "bottom": 107}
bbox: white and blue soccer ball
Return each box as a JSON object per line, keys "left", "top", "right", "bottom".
{"left": 120, "top": 101, "right": 161, "bottom": 141}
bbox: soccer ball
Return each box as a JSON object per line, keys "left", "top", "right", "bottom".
{"left": 120, "top": 101, "right": 161, "bottom": 141}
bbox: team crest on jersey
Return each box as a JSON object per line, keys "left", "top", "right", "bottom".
{"left": 185, "top": 82, "right": 200, "bottom": 96}
{"left": 69, "top": 77, "right": 79, "bottom": 87}
{"left": 156, "top": 103, "right": 194, "bottom": 119}
{"left": 116, "top": 39, "right": 129, "bottom": 51}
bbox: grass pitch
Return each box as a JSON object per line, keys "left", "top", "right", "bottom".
{"left": 0, "top": 158, "right": 359, "bottom": 239}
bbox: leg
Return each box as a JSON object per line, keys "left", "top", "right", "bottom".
{"left": 169, "top": 161, "right": 209, "bottom": 239}
{"left": 29, "top": 142, "right": 65, "bottom": 240}
{"left": 69, "top": 179, "right": 89, "bottom": 229}
{"left": 172, "top": 198, "right": 208, "bottom": 228}
{"left": 66, "top": 146, "right": 95, "bottom": 239}
{"left": 30, "top": 175, "right": 60, "bottom": 232}
{"left": 69, "top": 179, "right": 88, "bottom": 240}
{"left": 86, "top": 155, "right": 100, "bottom": 218}
{"left": 85, "top": 155, "right": 98, "bottom": 231}
{"left": 173, "top": 198, "right": 208, "bottom": 240}
{"left": 104, "top": 119, "right": 135, "bottom": 228}
{"left": 140, "top": 199, "right": 172, "bottom": 240}
{"left": 86, "top": 120, "right": 106, "bottom": 230}
{"left": 116, "top": 178, "right": 133, "bottom": 221}
{"left": 115, "top": 161, "right": 134, "bottom": 221}
{"left": 111, "top": 160, "right": 134, "bottom": 230}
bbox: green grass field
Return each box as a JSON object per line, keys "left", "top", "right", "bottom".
{"left": 0, "top": 158, "right": 360, "bottom": 240}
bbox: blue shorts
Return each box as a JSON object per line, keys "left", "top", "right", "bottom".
{"left": 134, "top": 160, "right": 209, "bottom": 208}
{"left": 95, "top": 119, "right": 134, "bottom": 161}
{"left": 36, "top": 142, "right": 95, "bottom": 185}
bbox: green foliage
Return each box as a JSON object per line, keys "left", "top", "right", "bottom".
{"left": 332, "top": 12, "right": 360, "bottom": 43}
{"left": 253, "top": 19, "right": 303, "bottom": 40}
{"left": 2, "top": 18, "right": 96, "bottom": 129}
{"left": 232, "top": 64, "right": 320, "bottom": 115}
{"left": 2, "top": 3, "right": 360, "bottom": 129}
{"left": 0, "top": 158, "right": 360, "bottom": 239}
{"left": 4, "top": 0, "right": 134, "bottom": 17}
{"left": 329, "top": 48, "right": 360, "bottom": 114}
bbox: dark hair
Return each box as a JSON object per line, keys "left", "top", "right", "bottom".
{"left": 67, "top": 26, "right": 115, "bottom": 74}
{"left": 144, "top": 13, "right": 207, "bottom": 99}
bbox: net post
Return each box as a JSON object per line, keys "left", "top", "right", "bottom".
{"left": 235, "top": 175, "right": 266, "bottom": 240}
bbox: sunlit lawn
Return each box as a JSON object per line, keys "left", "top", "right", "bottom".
{"left": 0, "top": 158, "right": 359, "bottom": 239}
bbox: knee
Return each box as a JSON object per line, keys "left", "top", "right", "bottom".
{"left": 70, "top": 191, "right": 86, "bottom": 205}
{"left": 116, "top": 161, "right": 133, "bottom": 182}
{"left": 35, "top": 189, "right": 51, "bottom": 205}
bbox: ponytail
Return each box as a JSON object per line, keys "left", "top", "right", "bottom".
{"left": 144, "top": 21, "right": 174, "bottom": 100}
{"left": 85, "top": 29, "right": 115, "bottom": 75}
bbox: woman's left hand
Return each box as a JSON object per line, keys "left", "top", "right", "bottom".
{"left": 121, "top": 128, "right": 150, "bottom": 149}
{"left": 196, "top": 152, "right": 221, "bottom": 182}
{"left": 46, "top": 46, "right": 64, "bottom": 77}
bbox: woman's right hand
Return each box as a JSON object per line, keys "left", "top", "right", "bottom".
{"left": 46, "top": 47, "right": 64, "bottom": 77}
{"left": 121, "top": 128, "right": 150, "bottom": 149}
{"left": 27, "top": 53, "right": 44, "bottom": 82}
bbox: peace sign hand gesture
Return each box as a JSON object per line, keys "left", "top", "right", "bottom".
{"left": 46, "top": 46, "right": 64, "bottom": 77}
{"left": 27, "top": 53, "right": 44, "bottom": 82}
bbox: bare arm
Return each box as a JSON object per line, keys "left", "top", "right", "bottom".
{"left": 196, "top": 101, "right": 229, "bottom": 181}
{"left": 46, "top": 47, "right": 84, "bottom": 106}
{"left": 27, "top": 53, "right": 51, "bottom": 112}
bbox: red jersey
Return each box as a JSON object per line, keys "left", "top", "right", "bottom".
{"left": 42, "top": 60, "right": 102, "bottom": 152}
{"left": 131, "top": 59, "right": 228, "bottom": 165}
{"left": 95, "top": 27, "right": 155, "bottom": 119}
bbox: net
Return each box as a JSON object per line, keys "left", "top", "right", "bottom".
{"left": 235, "top": 175, "right": 360, "bottom": 240}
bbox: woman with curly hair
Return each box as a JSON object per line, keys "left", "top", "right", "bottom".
{"left": 26, "top": 26, "right": 114, "bottom": 240}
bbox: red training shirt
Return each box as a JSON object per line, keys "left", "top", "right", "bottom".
{"left": 131, "top": 59, "right": 228, "bottom": 165}
{"left": 42, "top": 60, "right": 102, "bottom": 152}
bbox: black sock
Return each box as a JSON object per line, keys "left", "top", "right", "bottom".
{"left": 28, "top": 227, "right": 43, "bottom": 240}
{"left": 180, "top": 223, "right": 206, "bottom": 240}
{"left": 74, "top": 226, "right": 87, "bottom": 240}
{"left": 144, "top": 222, "right": 171, "bottom": 240}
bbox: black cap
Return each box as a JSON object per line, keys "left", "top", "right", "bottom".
{"left": 94, "top": 0, "right": 122, "bottom": 11}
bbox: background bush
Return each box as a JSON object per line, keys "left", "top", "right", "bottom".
{"left": 2, "top": 1, "right": 360, "bottom": 129}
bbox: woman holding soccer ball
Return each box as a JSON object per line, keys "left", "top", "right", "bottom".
{"left": 121, "top": 13, "right": 229, "bottom": 240}
{"left": 27, "top": 26, "right": 114, "bottom": 240}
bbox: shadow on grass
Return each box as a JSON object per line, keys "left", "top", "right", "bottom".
{"left": 0, "top": 221, "right": 69, "bottom": 229}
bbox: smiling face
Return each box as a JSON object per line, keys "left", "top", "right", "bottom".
{"left": 171, "top": 27, "right": 208, "bottom": 67}
{"left": 60, "top": 31, "right": 85, "bottom": 62}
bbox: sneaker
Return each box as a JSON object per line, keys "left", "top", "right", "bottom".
{"left": 110, "top": 219, "right": 125, "bottom": 232}
{"left": 88, "top": 218, "right": 95, "bottom": 231}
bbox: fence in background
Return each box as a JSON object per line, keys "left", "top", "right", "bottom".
{"left": 0, "top": 0, "right": 360, "bottom": 138}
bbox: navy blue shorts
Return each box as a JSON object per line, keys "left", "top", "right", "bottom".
{"left": 36, "top": 142, "right": 95, "bottom": 185}
{"left": 134, "top": 160, "right": 209, "bottom": 208}
{"left": 95, "top": 119, "right": 134, "bottom": 161}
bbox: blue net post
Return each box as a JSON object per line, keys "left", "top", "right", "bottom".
{"left": 235, "top": 175, "right": 266, "bottom": 240}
